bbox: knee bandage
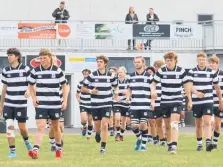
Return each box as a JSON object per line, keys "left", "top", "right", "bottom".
{"left": 170, "top": 121, "right": 179, "bottom": 130}
{"left": 6, "top": 119, "right": 15, "bottom": 137}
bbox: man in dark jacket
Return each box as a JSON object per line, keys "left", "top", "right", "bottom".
{"left": 145, "top": 8, "right": 159, "bottom": 50}
{"left": 52, "top": 1, "right": 70, "bottom": 23}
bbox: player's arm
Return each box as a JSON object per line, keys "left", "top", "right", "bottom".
{"left": 0, "top": 84, "right": 7, "bottom": 115}
{"left": 0, "top": 69, "right": 8, "bottom": 114}
{"left": 151, "top": 70, "right": 161, "bottom": 101}
{"left": 81, "top": 75, "right": 97, "bottom": 95}
{"left": 214, "top": 83, "right": 222, "bottom": 102}
{"left": 213, "top": 72, "right": 223, "bottom": 111}
{"left": 76, "top": 82, "right": 81, "bottom": 103}
{"left": 126, "top": 87, "right": 131, "bottom": 103}
{"left": 28, "top": 69, "right": 38, "bottom": 106}
{"left": 111, "top": 76, "right": 119, "bottom": 100}
{"left": 58, "top": 69, "right": 68, "bottom": 110}
{"left": 62, "top": 83, "right": 69, "bottom": 104}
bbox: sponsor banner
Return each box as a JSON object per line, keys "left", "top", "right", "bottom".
{"left": 0, "top": 23, "right": 18, "bottom": 39}
{"left": 57, "top": 23, "right": 95, "bottom": 39}
{"left": 171, "top": 24, "right": 203, "bottom": 39}
{"left": 66, "top": 56, "right": 97, "bottom": 71}
{"left": 26, "top": 55, "right": 65, "bottom": 71}
{"left": 95, "top": 24, "right": 132, "bottom": 39}
{"left": 133, "top": 24, "right": 170, "bottom": 38}
{"left": 18, "top": 23, "right": 56, "bottom": 39}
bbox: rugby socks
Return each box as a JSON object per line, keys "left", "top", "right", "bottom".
{"left": 23, "top": 137, "right": 30, "bottom": 145}
{"left": 9, "top": 145, "right": 16, "bottom": 153}
{"left": 56, "top": 143, "right": 62, "bottom": 152}
{"left": 206, "top": 138, "right": 211, "bottom": 145}
{"left": 172, "top": 142, "right": 177, "bottom": 149}
{"left": 116, "top": 126, "right": 120, "bottom": 136}
{"left": 197, "top": 138, "right": 202, "bottom": 147}
{"left": 167, "top": 141, "right": 172, "bottom": 148}
{"left": 132, "top": 128, "right": 141, "bottom": 139}
{"left": 33, "top": 145, "right": 40, "bottom": 152}
{"left": 49, "top": 137, "right": 56, "bottom": 147}
{"left": 100, "top": 142, "right": 106, "bottom": 150}
{"left": 153, "top": 136, "right": 158, "bottom": 143}
{"left": 141, "top": 129, "right": 148, "bottom": 148}
{"left": 120, "top": 128, "right": 125, "bottom": 137}
{"left": 213, "top": 131, "right": 220, "bottom": 145}
{"left": 87, "top": 125, "right": 93, "bottom": 137}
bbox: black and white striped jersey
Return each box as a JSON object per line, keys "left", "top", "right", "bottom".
{"left": 155, "top": 82, "right": 162, "bottom": 107}
{"left": 77, "top": 79, "right": 91, "bottom": 109}
{"left": 59, "top": 79, "right": 69, "bottom": 103}
{"left": 1, "top": 64, "right": 30, "bottom": 108}
{"left": 129, "top": 70, "right": 152, "bottom": 111}
{"left": 153, "top": 65, "right": 188, "bottom": 106}
{"left": 113, "top": 78, "right": 130, "bottom": 108}
{"left": 28, "top": 65, "right": 66, "bottom": 110}
{"left": 182, "top": 87, "right": 186, "bottom": 106}
{"left": 83, "top": 70, "right": 118, "bottom": 109}
{"left": 212, "top": 69, "right": 223, "bottom": 108}
{"left": 187, "top": 66, "right": 219, "bottom": 106}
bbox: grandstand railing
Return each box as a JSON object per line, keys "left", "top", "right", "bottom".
{"left": 0, "top": 20, "right": 221, "bottom": 52}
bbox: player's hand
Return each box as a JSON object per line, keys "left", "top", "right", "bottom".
{"left": 61, "top": 15, "right": 64, "bottom": 18}
{"left": 150, "top": 101, "right": 155, "bottom": 111}
{"left": 113, "top": 94, "right": 120, "bottom": 103}
{"left": 126, "top": 97, "right": 130, "bottom": 104}
{"left": 122, "top": 90, "right": 127, "bottom": 95}
{"left": 24, "top": 90, "right": 30, "bottom": 98}
{"left": 187, "top": 100, "right": 192, "bottom": 111}
{"left": 151, "top": 91, "right": 157, "bottom": 99}
{"left": 91, "top": 88, "right": 98, "bottom": 95}
{"left": 219, "top": 101, "right": 223, "bottom": 112}
{"left": 62, "top": 101, "right": 67, "bottom": 111}
{"left": 33, "top": 98, "right": 39, "bottom": 108}
{"left": 196, "top": 91, "right": 205, "bottom": 98}
{"left": 77, "top": 97, "right": 80, "bottom": 103}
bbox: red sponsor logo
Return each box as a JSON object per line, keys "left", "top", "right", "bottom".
{"left": 30, "top": 56, "right": 62, "bottom": 68}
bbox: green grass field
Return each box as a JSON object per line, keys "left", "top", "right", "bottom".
{"left": 0, "top": 133, "right": 223, "bottom": 167}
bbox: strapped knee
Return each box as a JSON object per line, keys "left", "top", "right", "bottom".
{"left": 170, "top": 121, "right": 179, "bottom": 130}
{"left": 6, "top": 119, "right": 15, "bottom": 137}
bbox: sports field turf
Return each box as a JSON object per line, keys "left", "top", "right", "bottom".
{"left": 0, "top": 133, "right": 222, "bottom": 167}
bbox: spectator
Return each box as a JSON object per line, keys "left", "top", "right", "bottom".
{"left": 52, "top": 1, "right": 70, "bottom": 23}
{"left": 125, "top": 6, "right": 138, "bottom": 50}
{"left": 145, "top": 8, "right": 159, "bottom": 50}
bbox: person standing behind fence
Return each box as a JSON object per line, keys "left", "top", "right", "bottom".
{"left": 52, "top": 1, "right": 70, "bottom": 23}
{"left": 125, "top": 6, "right": 138, "bottom": 50}
{"left": 145, "top": 8, "right": 159, "bottom": 50}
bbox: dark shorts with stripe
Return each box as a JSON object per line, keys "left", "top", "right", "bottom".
{"left": 192, "top": 105, "right": 213, "bottom": 118}
{"left": 3, "top": 106, "right": 27, "bottom": 123}
{"left": 91, "top": 107, "right": 112, "bottom": 121}
{"left": 213, "top": 107, "right": 223, "bottom": 118}
{"left": 35, "top": 108, "right": 61, "bottom": 120}
{"left": 113, "top": 106, "right": 130, "bottom": 117}
{"left": 161, "top": 104, "right": 182, "bottom": 118}
{"left": 151, "top": 107, "right": 163, "bottom": 119}
{"left": 80, "top": 106, "right": 92, "bottom": 114}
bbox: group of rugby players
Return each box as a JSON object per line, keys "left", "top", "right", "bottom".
{"left": 77, "top": 52, "right": 223, "bottom": 155}
{"left": 0, "top": 48, "right": 222, "bottom": 159}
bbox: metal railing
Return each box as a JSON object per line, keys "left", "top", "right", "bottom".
{"left": 0, "top": 20, "right": 221, "bottom": 52}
